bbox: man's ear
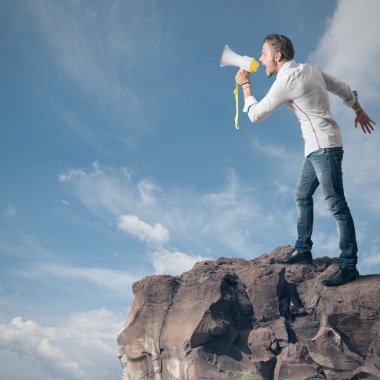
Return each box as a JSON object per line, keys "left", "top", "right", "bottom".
{"left": 274, "top": 51, "right": 282, "bottom": 62}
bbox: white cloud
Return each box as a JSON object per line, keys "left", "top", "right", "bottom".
{"left": 0, "top": 318, "right": 86, "bottom": 380}
{"left": 149, "top": 248, "right": 210, "bottom": 276}
{"left": 0, "top": 308, "right": 125, "bottom": 380}
{"left": 310, "top": 0, "right": 380, "bottom": 103}
{"left": 118, "top": 214, "right": 170, "bottom": 245}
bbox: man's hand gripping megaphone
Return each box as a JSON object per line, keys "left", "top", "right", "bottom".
{"left": 235, "top": 69, "right": 252, "bottom": 86}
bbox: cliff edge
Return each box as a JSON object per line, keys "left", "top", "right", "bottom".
{"left": 117, "top": 246, "right": 380, "bottom": 380}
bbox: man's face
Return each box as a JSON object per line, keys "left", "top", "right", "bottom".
{"left": 259, "top": 42, "right": 279, "bottom": 77}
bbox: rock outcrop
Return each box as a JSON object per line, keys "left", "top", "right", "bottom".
{"left": 117, "top": 246, "right": 380, "bottom": 380}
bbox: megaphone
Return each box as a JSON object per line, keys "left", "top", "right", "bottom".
{"left": 220, "top": 45, "right": 259, "bottom": 73}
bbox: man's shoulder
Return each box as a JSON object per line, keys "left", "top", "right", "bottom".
{"left": 279, "top": 61, "right": 322, "bottom": 78}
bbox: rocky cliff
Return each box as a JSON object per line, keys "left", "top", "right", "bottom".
{"left": 117, "top": 246, "right": 380, "bottom": 380}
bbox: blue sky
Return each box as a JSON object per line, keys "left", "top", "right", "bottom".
{"left": 1, "top": 0, "right": 379, "bottom": 379}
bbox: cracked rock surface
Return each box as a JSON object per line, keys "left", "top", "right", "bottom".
{"left": 117, "top": 246, "right": 380, "bottom": 380}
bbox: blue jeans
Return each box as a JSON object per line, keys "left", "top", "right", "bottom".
{"left": 294, "top": 147, "right": 358, "bottom": 268}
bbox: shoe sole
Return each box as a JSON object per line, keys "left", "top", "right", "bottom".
{"left": 321, "top": 275, "right": 359, "bottom": 287}
{"left": 274, "top": 259, "right": 313, "bottom": 265}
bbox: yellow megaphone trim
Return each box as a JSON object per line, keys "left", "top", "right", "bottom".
{"left": 249, "top": 57, "right": 259, "bottom": 73}
{"left": 234, "top": 57, "right": 259, "bottom": 130}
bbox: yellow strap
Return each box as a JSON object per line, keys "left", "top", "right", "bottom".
{"left": 234, "top": 83, "right": 239, "bottom": 130}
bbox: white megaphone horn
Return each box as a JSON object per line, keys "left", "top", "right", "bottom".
{"left": 219, "top": 45, "right": 259, "bottom": 73}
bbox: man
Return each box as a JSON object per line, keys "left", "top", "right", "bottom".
{"left": 235, "top": 34, "right": 376, "bottom": 286}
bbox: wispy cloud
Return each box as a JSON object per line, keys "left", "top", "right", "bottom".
{"left": 29, "top": 0, "right": 166, "bottom": 147}
{"left": 59, "top": 162, "right": 135, "bottom": 217}
{"left": 250, "top": 137, "right": 302, "bottom": 180}
{"left": 5, "top": 203, "right": 17, "bottom": 218}
{"left": 59, "top": 163, "right": 296, "bottom": 259}
{"left": 312, "top": 231, "right": 339, "bottom": 258}
{"left": 361, "top": 242, "right": 380, "bottom": 266}
{"left": 0, "top": 232, "right": 59, "bottom": 261}
{"left": 20, "top": 264, "right": 140, "bottom": 296}
{"left": 31, "top": 0, "right": 137, "bottom": 106}
{"left": 137, "top": 179, "right": 160, "bottom": 205}
{"left": 362, "top": 253, "right": 380, "bottom": 265}
{"left": 251, "top": 138, "right": 286, "bottom": 158}
{"left": 313, "top": 193, "right": 330, "bottom": 218}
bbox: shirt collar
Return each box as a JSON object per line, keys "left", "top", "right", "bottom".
{"left": 277, "top": 59, "right": 296, "bottom": 78}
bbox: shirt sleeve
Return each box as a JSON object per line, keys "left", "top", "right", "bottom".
{"left": 320, "top": 70, "right": 356, "bottom": 107}
{"left": 243, "top": 79, "right": 289, "bottom": 123}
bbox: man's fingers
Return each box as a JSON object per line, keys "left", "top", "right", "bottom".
{"left": 361, "top": 123, "right": 375, "bottom": 134}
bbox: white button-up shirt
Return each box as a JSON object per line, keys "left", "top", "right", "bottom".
{"left": 243, "top": 60, "right": 356, "bottom": 157}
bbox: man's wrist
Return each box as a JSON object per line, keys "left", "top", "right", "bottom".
{"left": 355, "top": 109, "right": 364, "bottom": 116}
{"left": 352, "top": 98, "right": 363, "bottom": 114}
{"left": 241, "top": 81, "right": 251, "bottom": 90}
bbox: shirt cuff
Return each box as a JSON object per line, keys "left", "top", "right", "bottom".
{"left": 343, "top": 89, "right": 357, "bottom": 108}
{"left": 243, "top": 95, "right": 258, "bottom": 112}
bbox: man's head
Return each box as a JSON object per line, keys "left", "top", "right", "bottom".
{"left": 264, "top": 34, "right": 295, "bottom": 62}
{"left": 260, "top": 34, "right": 295, "bottom": 77}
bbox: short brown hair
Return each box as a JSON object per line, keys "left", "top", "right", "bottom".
{"left": 264, "top": 34, "right": 295, "bottom": 61}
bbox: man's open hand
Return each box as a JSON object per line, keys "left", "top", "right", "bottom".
{"left": 355, "top": 111, "right": 376, "bottom": 134}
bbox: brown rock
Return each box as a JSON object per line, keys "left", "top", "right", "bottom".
{"left": 117, "top": 246, "right": 380, "bottom": 380}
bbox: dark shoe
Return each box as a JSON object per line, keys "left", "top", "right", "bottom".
{"left": 321, "top": 266, "right": 359, "bottom": 287}
{"left": 274, "top": 250, "right": 313, "bottom": 265}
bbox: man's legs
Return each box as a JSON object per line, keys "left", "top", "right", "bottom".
{"left": 275, "top": 157, "right": 317, "bottom": 264}
{"left": 294, "top": 155, "right": 320, "bottom": 254}
{"left": 309, "top": 148, "right": 358, "bottom": 268}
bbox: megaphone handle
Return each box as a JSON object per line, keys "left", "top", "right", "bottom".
{"left": 234, "top": 83, "right": 239, "bottom": 130}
